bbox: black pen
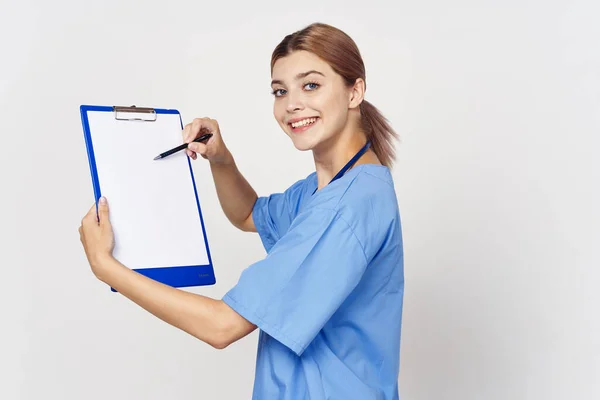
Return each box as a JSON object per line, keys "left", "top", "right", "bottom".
{"left": 153, "top": 133, "right": 213, "bottom": 160}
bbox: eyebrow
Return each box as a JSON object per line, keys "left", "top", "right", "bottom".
{"left": 271, "top": 70, "right": 325, "bottom": 86}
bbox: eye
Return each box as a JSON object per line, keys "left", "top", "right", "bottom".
{"left": 271, "top": 88, "right": 286, "bottom": 97}
{"left": 304, "top": 82, "right": 320, "bottom": 91}
{"left": 271, "top": 82, "right": 319, "bottom": 97}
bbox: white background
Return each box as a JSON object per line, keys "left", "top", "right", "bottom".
{"left": 1, "top": 0, "right": 598, "bottom": 399}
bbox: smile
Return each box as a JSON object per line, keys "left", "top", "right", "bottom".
{"left": 289, "top": 117, "right": 319, "bottom": 130}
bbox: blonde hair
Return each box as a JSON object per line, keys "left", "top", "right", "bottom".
{"left": 271, "top": 22, "right": 399, "bottom": 168}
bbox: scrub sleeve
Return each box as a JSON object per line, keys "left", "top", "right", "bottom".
{"left": 223, "top": 194, "right": 369, "bottom": 356}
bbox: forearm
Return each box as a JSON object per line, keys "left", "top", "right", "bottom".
{"left": 210, "top": 150, "right": 258, "bottom": 229}
{"left": 94, "top": 255, "right": 251, "bottom": 348}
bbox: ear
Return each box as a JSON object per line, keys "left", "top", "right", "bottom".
{"left": 348, "top": 77, "right": 366, "bottom": 109}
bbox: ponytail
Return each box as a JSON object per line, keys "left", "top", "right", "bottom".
{"left": 360, "top": 100, "right": 399, "bottom": 168}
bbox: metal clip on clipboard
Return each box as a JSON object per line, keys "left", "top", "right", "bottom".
{"left": 113, "top": 105, "right": 157, "bottom": 122}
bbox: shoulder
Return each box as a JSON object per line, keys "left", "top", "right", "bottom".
{"left": 339, "top": 164, "right": 400, "bottom": 231}
{"left": 261, "top": 171, "right": 314, "bottom": 208}
{"left": 282, "top": 171, "right": 315, "bottom": 197}
{"left": 310, "top": 165, "right": 401, "bottom": 260}
{"left": 341, "top": 164, "right": 397, "bottom": 209}
{"left": 312, "top": 164, "right": 398, "bottom": 216}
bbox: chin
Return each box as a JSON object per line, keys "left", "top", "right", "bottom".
{"left": 281, "top": 119, "right": 329, "bottom": 152}
{"left": 290, "top": 138, "right": 315, "bottom": 152}
{"left": 288, "top": 131, "right": 326, "bottom": 152}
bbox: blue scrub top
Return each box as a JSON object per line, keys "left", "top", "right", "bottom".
{"left": 223, "top": 164, "right": 404, "bottom": 400}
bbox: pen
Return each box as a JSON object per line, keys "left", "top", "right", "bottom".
{"left": 153, "top": 133, "right": 213, "bottom": 160}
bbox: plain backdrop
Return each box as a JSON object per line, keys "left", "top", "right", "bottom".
{"left": 1, "top": 0, "right": 598, "bottom": 399}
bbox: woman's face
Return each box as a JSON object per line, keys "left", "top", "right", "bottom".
{"left": 271, "top": 50, "right": 356, "bottom": 152}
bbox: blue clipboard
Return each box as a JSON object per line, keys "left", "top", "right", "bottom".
{"left": 80, "top": 105, "right": 216, "bottom": 290}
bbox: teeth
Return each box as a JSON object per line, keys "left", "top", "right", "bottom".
{"left": 291, "top": 117, "right": 317, "bottom": 128}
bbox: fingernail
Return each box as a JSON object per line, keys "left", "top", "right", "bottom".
{"left": 99, "top": 197, "right": 106, "bottom": 204}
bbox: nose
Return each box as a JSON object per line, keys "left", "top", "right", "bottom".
{"left": 285, "top": 91, "right": 304, "bottom": 113}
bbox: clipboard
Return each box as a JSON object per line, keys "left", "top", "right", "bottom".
{"left": 80, "top": 105, "right": 216, "bottom": 290}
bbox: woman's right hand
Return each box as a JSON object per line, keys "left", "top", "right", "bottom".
{"left": 183, "top": 117, "right": 231, "bottom": 165}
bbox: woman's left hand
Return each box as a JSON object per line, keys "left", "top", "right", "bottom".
{"left": 79, "top": 196, "right": 115, "bottom": 277}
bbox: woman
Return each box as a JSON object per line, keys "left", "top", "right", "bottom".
{"left": 80, "top": 22, "right": 404, "bottom": 399}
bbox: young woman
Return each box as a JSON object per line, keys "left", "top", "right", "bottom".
{"left": 79, "top": 22, "right": 404, "bottom": 399}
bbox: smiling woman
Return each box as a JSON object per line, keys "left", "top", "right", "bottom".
{"left": 269, "top": 24, "right": 398, "bottom": 170}
{"left": 79, "top": 22, "right": 404, "bottom": 400}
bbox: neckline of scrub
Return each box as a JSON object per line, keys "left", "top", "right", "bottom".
{"left": 310, "top": 163, "right": 391, "bottom": 195}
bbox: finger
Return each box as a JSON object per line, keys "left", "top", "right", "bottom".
{"left": 182, "top": 123, "right": 192, "bottom": 143}
{"left": 188, "top": 142, "right": 207, "bottom": 155}
{"left": 204, "top": 118, "right": 218, "bottom": 136}
{"left": 192, "top": 118, "right": 218, "bottom": 138}
{"left": 83, "top": 202, "right": 97, "bottom": 223}
{"left": 191, "top": 118, "right": 204, "bottom": 141}
{"left": 97, "top": 196, "right": 110, "bottom": 227}
{"left": 184, "top": 122, "right": 197, "bottom": 143}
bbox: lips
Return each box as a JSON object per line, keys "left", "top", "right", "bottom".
{"left": 288, "top": 117, "right": 319, "bottom": 132}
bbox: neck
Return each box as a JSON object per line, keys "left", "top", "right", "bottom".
{"left": 312, "top": 129, "right": 380, "bottom": 191}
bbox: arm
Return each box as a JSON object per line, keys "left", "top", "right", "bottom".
{"left": 208, "top": 150, "right": 258, "bottom": 232}
{"left": 97, "top": 256, "right": 256, "bottom": 349}
{"left": 79, "top": 199, "right": 257, "bottom": 349}
{"left": 184, "top": 117, "right": 257, "bottom": 232}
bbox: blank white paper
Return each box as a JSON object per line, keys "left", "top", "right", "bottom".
{"left": 86, "top": 110, "right": 210, "bottom": 269}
